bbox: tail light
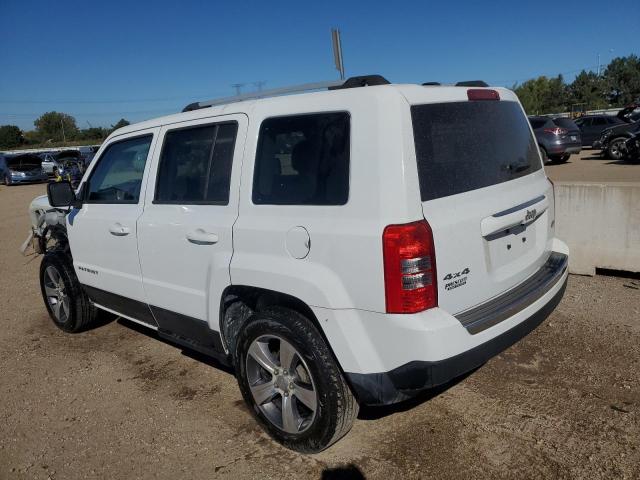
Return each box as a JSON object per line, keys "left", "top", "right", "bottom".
{"left": 467, "top": 89, "right": 500, "bottom": 101}
{"left": 383, "top": 220, "right": 437, "bottom": 313}
{"left": 544, "top": 127, "right": 568, "bottom": 136}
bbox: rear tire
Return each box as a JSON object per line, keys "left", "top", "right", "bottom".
{"left": 235, "top": 306, "right": 358, "bottom": 453}
{"left": 40, "top": 251, "right": 100, "bottom": 332}
{"left": 549, "top": 154, "right": 569, "bottom": 164}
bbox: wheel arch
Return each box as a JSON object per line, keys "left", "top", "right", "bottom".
{"left": 219, "top": 285, "right": 335, "bottom": 365}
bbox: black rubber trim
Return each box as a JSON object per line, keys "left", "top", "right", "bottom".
{"left": 82, "top": 285, "right": 228, "bottom": 362}
{"left": 456, "top": 252, "right": 567, "bottom": 334}
{"left": 150, "top": 305, "right": 225, "bottom": 353}
{"left": 346, "top": 277, "right": 567, "bottom": 406}
{"left": 82, "top": 285, "right": 157, "bottom": 326}
{"left": 492, "top": 195, "right": 545, "bottom": 217}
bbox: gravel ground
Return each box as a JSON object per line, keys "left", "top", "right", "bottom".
{"left": 0, "top": 183, "right": 639, "bottom": 480}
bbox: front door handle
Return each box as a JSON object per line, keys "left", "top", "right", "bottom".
{"left": 109, "top": 223, "right": 130, "bottom": 236}
{"left": 186, "top": 229, "right": 219, "bottom": 245}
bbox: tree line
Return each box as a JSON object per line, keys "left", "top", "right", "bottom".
{"left": 0, "top": 114, "right": 130, "bottom": 150}
{"left": 513, "top": 55, "right": 640, "bottom": 115}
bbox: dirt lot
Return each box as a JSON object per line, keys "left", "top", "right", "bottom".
{"left": 1, "top": 183, "right": 639, "bottom": 480}
{"left": 545, "top": 149, "right": 640, "bottom": 183}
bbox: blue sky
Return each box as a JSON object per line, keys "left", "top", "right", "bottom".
{"left": 1, "top": 0, "right": 638, "bottom": 130}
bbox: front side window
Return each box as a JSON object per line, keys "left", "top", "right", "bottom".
{"left": 86, "top": 135, "right": 152, "bottom": 204}
{"left": 155, "top": 122, "right": 237, "bottom": 204}
{"left": 253, "top": 112, "right": 350, "bottom": 205}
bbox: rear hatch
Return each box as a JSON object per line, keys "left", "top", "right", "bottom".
{"left": 552, "top": 117, "right": 581, "bottom": 144}
{"left": 408, "top": 90, "right": 554, "bottom": 315}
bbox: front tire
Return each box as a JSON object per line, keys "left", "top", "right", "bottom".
{"left": 235, "top": 307, "right": 358, "bottom": 453}
{"left": 40, "top": 251, "right": 100, "bottom": 332}
{"left": 4, "top": 174, "right": 11, "bottom": 186}
{"left": 607, "top": 138, "right": 627, "bottom": 160}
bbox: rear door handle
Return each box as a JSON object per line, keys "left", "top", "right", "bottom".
{"left": 109, "top": 223, "right": 130, "bottom": 236}
{"left": 186, "top": 229, "right": 219, "bottom": 245}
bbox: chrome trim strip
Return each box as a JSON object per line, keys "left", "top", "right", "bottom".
{"left": 456, "top": 252, "right": 568, "bottom": 334}
{"left": 493, "top": 195, "right": 546, "bottom": 218}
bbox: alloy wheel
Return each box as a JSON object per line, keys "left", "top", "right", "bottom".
{"left": 43, "top": 265, "right": 70, "bottom": 323}
{"left": 245, "top": 334, "right": 318, "bottom": 434}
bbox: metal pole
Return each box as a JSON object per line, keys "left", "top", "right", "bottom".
{"left": 60, "top": 118, "right": 66, "bottom": 143}
{"left": 332, "top": 28, "right": 345, "bottom": 80}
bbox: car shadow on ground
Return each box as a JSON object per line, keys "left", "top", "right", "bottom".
{"left": 116, "top": 316, "right": 478, "bottom": 422}
{"left": 357, "top": 369, "right": 477, "bottom": 421}
{"left": 321, "top": 464, "right": 366, "bottom": 479}
{"left": 116, "top": 317, "right": 235, "bottom": 375}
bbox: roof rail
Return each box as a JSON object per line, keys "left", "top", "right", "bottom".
{"left": 182, "top": 80, "right": 343, "bottom": 112}
{"left": 182, "top": 74, "right": 392, "bottom": 112}
{"left": 455, "top": 80, "right": 489, "bottom": 87}
{"left": 329, "top": 74, "right": 391, "bottom": 90}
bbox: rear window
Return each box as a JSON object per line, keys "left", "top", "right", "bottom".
{"left": 529, "top": 118, "right": 549, "bottom": 129}
{"left": 411, "top": 101, "right": 541, "bottom": 201}
{"left": 553, "top": 118, "right": 578, "bottom": 129}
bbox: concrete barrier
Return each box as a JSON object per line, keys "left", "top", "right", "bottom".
{"left": 555, "top": 181, "right": 640, "bottom": 275}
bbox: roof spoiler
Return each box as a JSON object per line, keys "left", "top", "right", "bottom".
{"left": 455, "top": 80, "right": 489, "bottom": 87}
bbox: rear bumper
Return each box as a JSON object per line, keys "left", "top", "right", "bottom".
{"left": 546, "top": 144, "right": 581, "bottom": 156}
{"left": 335, "top": 249, "right": 568, "bottom": 406}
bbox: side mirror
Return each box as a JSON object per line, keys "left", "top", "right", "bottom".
{"left": 47, "top": 181, "right": 78, "bottom": 208}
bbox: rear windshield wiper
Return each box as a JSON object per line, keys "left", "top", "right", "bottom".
{"left": 502, "top": 162, "right": 531, "bottom": 174}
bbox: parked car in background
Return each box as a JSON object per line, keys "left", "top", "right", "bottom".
{"left": 593, "top": 105, "right": 640, "bottom": 160}
{"left": 56, "top": 158, "right": 85, "bottom": 187}
{"left": 2, "top": 154, "right": 48, "bottom": 185}
{"left": 574, "top": 115, "right": 625, "bottom": 147}
{"left": 78, "top": 145, "right": 99, "bottom": 166}
{"left": 39, "top": 152, "right": 59, "bottom": 175}
{"left": 529, "top": 116, "right": 581, "bottom": 163}
{"left": 623, "top": 132, "right": 640, "bottom": 163}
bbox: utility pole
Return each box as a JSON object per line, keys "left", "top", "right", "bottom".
{"left": 60, "top": 118, "right": 66, "bottom": 143}
{"left": 253, "top": 81, "right": 267, "bottom": 92}
{"left": 597, "top": 53, "right": 601, "bottom": 77}
{"left": 231, "top": 83, "right": 244, "bottom": 95}
{"left": 331, "top": 28, "right": 345, "bottom": 80}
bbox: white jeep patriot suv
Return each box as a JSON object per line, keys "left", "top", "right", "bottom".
{"left": 29, "top": 75, "right": 568, "bottom": 452}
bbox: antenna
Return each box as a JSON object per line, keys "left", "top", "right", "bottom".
{"left": 331, "top": 28, "right": 345, "bottom": 80}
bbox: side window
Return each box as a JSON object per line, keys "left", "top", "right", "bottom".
{"left": 155, "top": 122, "right": 238, "bottom": 204}
{"left": 592, "top": 117, "right": 607, "bottom": 126}
{"left": 86, "top": 135, "right": 152, "bottom": 204}
{"left": 253, "top": 112, "right": 350, "bottom": 205}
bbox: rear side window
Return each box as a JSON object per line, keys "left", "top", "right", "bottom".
{"left": 529, "top": 118, "right": 549, "bottom": 129}
{"left": 412, "top": 101, "right": 541, "bottom": 201}
{"left": 253, "top": 112, "right": 350, "bottom": 205}
{"left": 86, "top": 135, "right": 152, "bottom": 204}
{"left": 553, "top": 118, "right": 578, "bottom": 129}
{"left": 155, "top": 122, "right": 237, "bottom": 204}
